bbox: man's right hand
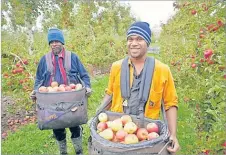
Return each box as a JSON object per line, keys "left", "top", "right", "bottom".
{"left": 30, "top": 90, "right": 36, "bottom": 102}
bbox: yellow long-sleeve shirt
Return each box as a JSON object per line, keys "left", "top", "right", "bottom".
{"left": 105, "top": 58, "right": 178, "bottom": 119}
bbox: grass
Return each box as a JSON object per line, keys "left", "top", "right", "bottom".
{"left": 1, "top": 74, "right": 198, "bottom": 155}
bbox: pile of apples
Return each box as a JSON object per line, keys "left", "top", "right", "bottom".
{"left": 38, "top": 81, "right": 83, "bottom": 93}
{"left": 96, "top": 112, "right": 160, "bottom": 144}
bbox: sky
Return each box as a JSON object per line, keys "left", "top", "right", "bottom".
{"left": 122, "top": 1, "right": 177, "bottom": 29}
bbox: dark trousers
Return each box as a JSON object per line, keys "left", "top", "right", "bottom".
{"left": 53, "top": 126, "right": 81, "bottom": 141}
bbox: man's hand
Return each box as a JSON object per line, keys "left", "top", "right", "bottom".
{"left": 85, "top": 87, "right": 92, "bottom": 97}
{"left": 167, "top": 135, "right": 180, "bottom": 153}
{"left": 30, "top": 90, "right": 36, "bottom": 102}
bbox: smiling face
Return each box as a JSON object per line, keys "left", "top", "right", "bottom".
{"left": 50, "top": 40, "right": 63, "bottom": 55}
{"left": 127, "top": 35, "right": 148, "bottom": 60}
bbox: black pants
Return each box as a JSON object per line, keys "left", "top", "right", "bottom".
{"left": 53, "top": 126, "right": 81, "bottom": 141}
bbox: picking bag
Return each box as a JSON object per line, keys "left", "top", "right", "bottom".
{"left": 36, "top": 88, "right": 88, "bottom": 130}
{"left": 88, "top": 110, "right": 171, "bottom": 155}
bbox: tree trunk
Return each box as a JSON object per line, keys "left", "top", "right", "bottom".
{"left": 25, "top": 20, "right": 34, "bottom": 55}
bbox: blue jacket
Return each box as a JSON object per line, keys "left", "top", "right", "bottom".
{"left": 34, "top": 52, "right": 91, "bottom": 90}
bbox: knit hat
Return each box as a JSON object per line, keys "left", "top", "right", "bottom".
{"left": 127, "top": 21, "right": 151, "bottom": 46}
{"left": 48, "top": 28, "right": 65, "bottom": 45}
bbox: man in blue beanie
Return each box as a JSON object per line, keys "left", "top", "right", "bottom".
{"left": 30, "top": 28, "right": 91, "bottom": 155}
{"left": 99, "top": 21, "right": 180, "bottom": 154}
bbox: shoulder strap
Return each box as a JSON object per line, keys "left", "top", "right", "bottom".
{"left": 45, "top": 52, "right": 54, "bottom": 75}
{"left": 139, "top": 56, "right": 155, "bottom": 112}
{"left": 64, "top": 51, "right": 71, "bottom": 72}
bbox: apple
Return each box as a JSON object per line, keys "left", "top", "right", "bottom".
{"left": 52, "top": 86, "right": 58, "bottom": 91}
{"left": 191, "top": 10, "right": 196, "bottom": 15}
{"left": 51, "top": 81, "right": 59, "bottom": 87}
{"left": 147, "top": 132, "right": 159, "bottom": 140}
{"left": 69, "top": 83, "right": 76, "bottom": 89}
{"left": 124, "top": 122, "right": 137, "bottom": 134}
{"left": 57, "top": 86, "right": 65, "bottom": 92}
{"left": 47, "top": 86, "right": 55, "bottom": 92}
{"left": 65, "top": 86, "right": 72, "bottom": 91}
{"left": 22, "top": 59, "right": 28, "bottom": 65}
{"left": 191, "top": 63, "right": 196, "bottom": 68}
{"left": 97, "top": 122, "right": 108, "bottom": 132}
{"left": 204, "top": 49, "right": 213, "bottom": 59}
{"left": 199, "top": 34, "right": 205, "bottom": 38}
{"left": 120, "top": 115, "right": 132, "bottom": 126}
{"left": 146, "top": 122, "right": 159, "bottom": 133}
{"left": 217, "top": 20, "right": 224, "bottom": 27}
{"left": 116, "top": 129, "right": 128, "bottom": 141}
{"left": 106, "top": 121, "right": 113, "bottom": 129}
{"left": 59, "top": 84, "right": 66, "bottom": 87}
{"left": 99, "top": 128, "right": 114, "bottom": 140}
{"left": 2, "top": 132, "right": 7, "bottom": 138}
{"left": 75, "top": 83, "right": 83, "bottom": 91}
{"left": 136, "top": 128, "right": 148, "bottom": 141}
{"left": 16, "top": 63, "right": 21, "bottom": 67}
{"left": 112, "top": 134, "right": 118, "bottom": 142}
{"left": 39, "top": 86, "right": 48, "bottom": 92}
{"left": 200, "top": 58, "right": 205, "bottom": 63}
{"left": 98, "top": 112, "right": 108, "bottom": 122}
{"left": 124, "top": 134, "right": 139, "bottom": 144}
{"left": 111, "top": 119, "right": 123, "bottom": 132}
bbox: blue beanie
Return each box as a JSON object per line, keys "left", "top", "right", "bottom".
{"left": 127, "top": 21, "right": 151, "bottom": 46}
{"left": 48, "top": 28, "right": 65, "bottom": 45}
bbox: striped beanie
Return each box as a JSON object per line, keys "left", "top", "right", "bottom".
{"left": 127, "top": 21, "right": 151, "bottom": 46}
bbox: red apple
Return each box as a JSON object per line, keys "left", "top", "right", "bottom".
{"left": 51, "top": 81, "right": 59, "bottom": 87}
{"left": 69, "top": 83, "right": 76, "bottom": 89}
{"left": 65, "top": 86, "right": 72, "bottom": 91}
{"left": 116, "top": 129, "right": 128, "bottom": 141}
{"left": 199, "top": 34, "right": 205, "bottom": 38}
{"left": 39, "top": 86, "right": 48, "bottom": 92}
{"left": 147, "top": 132, "right": 159, "bottom": 140}
{"left": 59, "top": 84, "right": 66, "bottom": 87}
{"left": 22, "top": 59, "right": 28, "bottom": 65}
{"left": 217, "top": 20, "right": 224, "bottom": 27}
{"left": 191, "top": 63, "right": 197, "bottom": 68}
{"left": 2, "top": 132, "right": 7, "bottom": 138}
{"left": 97, "top": 122, "right": 108, "bottom": 132}
{"left": 112, "top": 134, "right": 118, "bottom": 142}
{"left": 47, "top": 86, "right": 55, "bottom": 92}
{"left": 146, "top": 122, "right": 159, "bottom": 133}
{"left": 191, "top": 10, "right": 197, "bottom": 15}
{"left": 120, "top": 115, "right": 132, "bottom": 126}
{"left": 136, "top": 128, "right": 149, "bottom": 141}
{"left": 204, "top": 49, "right": 213, "bottom": 59}
{"left": 57, "top": 86, "right": 65, "bottom": 92}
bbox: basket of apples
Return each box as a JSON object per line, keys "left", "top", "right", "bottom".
{"left": 89, "top": 110, "right": 171, "bottom": 155}
{"left": 35, "top": 81, "right": 88, "bottom": 130}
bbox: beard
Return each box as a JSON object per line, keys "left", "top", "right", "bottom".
{"left": 52, "top": 46, "right": 63, "bottom": 55}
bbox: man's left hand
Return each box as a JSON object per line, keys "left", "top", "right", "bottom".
{"left": 167, "top": 135, "right": 180, "bottom": 153}
{"left": 85, "top": 87, "right": 92, "bottom": 97}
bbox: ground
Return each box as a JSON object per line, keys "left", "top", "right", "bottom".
{"left": 1, "top": 95, "right": 37, "bottom": 138}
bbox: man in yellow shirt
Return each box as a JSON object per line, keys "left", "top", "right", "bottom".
{"left": 101, "top": 21, "right": 180, "bottom": 153}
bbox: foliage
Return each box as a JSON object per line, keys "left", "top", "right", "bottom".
{"left": 159, "top": 0, "right": 226, "bottom": 154}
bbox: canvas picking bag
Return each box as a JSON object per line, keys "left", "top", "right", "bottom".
{"left": 36, "top": 87, "right": 88, "bottom": 130}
